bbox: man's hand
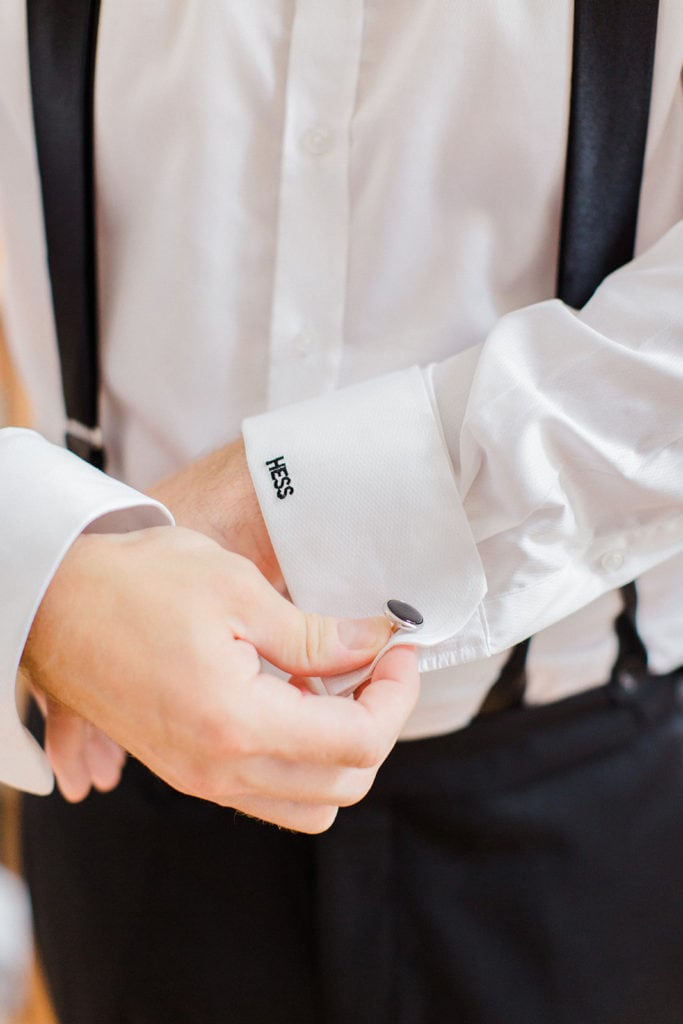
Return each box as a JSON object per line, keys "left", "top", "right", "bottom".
{"left": 32, "top": 438, "right": 280, "bottom": 801}
{"left": 23, "top": 526, "right": 419, "bottom": 833}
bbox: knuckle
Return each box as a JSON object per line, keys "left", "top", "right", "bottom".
{"left": 229, "top": 759, "right": 257, "bottom": 796}
{"left": 200, "top": 707, "right": 251, "bottom": 762}
{"left": 181, "top": 760, "right": 221, "bottom": 803}
{"left": 183, "top": 753, "right": 243, "bottom": 806}
{"left": 337, "top": 769, "right": 375, "bottom": 808}
{"left": 352, "top": 731, "right": 385, "bottom": 771}
{"left": 299, "top": 805, "right": 339, "bottom": 834}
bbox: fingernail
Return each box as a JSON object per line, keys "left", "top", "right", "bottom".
{"left": 338, "top": 616, "right": 391, "bottom": 651}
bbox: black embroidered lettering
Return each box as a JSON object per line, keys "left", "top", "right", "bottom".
{"left": 265, "top": 456, "right": 294, "bottom": 498}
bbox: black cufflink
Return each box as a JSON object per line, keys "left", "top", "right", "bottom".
{"left": 383, "top": 599, "right": 424, "bottom": 633}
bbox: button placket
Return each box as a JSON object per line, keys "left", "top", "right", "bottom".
{"left": 266, "top": 0, "right": 365, "bottom": 408}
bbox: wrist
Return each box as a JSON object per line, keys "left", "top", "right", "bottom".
{"left": 149, "top": 439, "right": 284, "bottom": 591}
{"left": 20, "top": 532, "right": 100, "bottom": 701}
{"left": 224, "top": 440, "right": 284, "bottom": 591}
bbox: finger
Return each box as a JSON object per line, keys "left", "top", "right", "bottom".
{"left": 353, "top": 645, "right": 421, "bottom": 734}
{"left": 240, "top": 645, "right": 420, "bottom": 770}
{"left": 229, "top": 755, "right": 378, "bottom": 809}
{"left": 84, "top": 724, "right": 127, "bottom": 793}
{"left": 230, "top": 563, "right": 393, "bottom": 677}
{"left": 231, "top": 793, "right": 339, "bottom": 834}
{"left": 44, "top": 699, "right": 93, "bottom": 802}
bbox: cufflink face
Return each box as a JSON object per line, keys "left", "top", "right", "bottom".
{"left": 384, "top": 599, "right": 424, "bottom": 633}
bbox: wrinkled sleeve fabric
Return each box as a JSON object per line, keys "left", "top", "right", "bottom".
{"left": 243, "top": 220, "right": 683, "bottom": 694}
{"left": 0, "top": 428, "right": 172, "bottom": 793}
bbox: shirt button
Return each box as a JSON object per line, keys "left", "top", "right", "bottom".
{"left": 301, "top": 124, "right": 334, "bottom": 156}
{"left": 293, "top": 332, "right": 313, "bottom": 359}
{"left": 600, "top": 550, "right": 624, "bottom": 573}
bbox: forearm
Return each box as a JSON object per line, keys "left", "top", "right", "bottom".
{"left": 149, "top": 438, "right": 285, "bottom": 592}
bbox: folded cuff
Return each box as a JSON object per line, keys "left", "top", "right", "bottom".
{"left": 243, "top": 366, "right": 487, "bottom": 694}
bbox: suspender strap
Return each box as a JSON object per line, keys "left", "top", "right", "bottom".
{"left": 478, "top": 0, "right": 659, "bottom": 715}
{"left": 612, "top": 578, "right": 649, "bottom": 683}
{"left": 27, "top": 0, "right": 104, "bottom": 468}
{"left": 558, "top": 0, "right": 660, "bottom": 309}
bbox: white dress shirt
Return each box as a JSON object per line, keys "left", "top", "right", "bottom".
{"left": 1, "top": 1, "right": 682, "bottom": 793}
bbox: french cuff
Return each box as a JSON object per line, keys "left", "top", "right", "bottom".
{"left": 243, "top": 366, "right": 487, "bottom": 695}
{"left": 0, "top": 429, "right": 172, "bottom": 794}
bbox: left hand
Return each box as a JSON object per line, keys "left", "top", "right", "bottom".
{"left": 38, "top": 438, "right": 391, "bottom": 804}
{"left": 39, "top": 437, "right": 275, "bottom": 798}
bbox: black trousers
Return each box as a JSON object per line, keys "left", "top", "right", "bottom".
{"left": 22, "top": 667, "right": 683, "bottom": 1024}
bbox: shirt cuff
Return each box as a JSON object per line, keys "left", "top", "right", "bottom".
{"left": 243, "top": 366, "right": 487, "bottom": 694}
{"left": 0, "top": 428, "right": 172, "bottom": 794}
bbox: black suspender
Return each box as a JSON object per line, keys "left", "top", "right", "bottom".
{"left": 477, "top": 0, "right": 660, "bottom": 711}
{"left": 27, "top": 0, "right": 103, "bottom": 467}
{"left": 479, "top": 0, "right": 660, "bottom": 713}
{"left": 559, "top": 0, "right": 660, "bottom": 309}
{"left": 26, "top": 1, "right": 660, "bottom": 691}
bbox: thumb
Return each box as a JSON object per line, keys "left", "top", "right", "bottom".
{"left": 236, "top": 575, "right": 392, "bottom": 677}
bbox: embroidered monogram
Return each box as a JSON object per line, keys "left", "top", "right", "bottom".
{"left": 265, "top": 456, "right": 294, "bottom": 499}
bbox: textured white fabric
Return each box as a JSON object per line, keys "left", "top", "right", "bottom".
{"left": 0, "top": 431, "right": 171, "bottom": 792}
{"left": 0, "top": 2, "right": 682, "bottom": 785}
{"left": 245, "top": 236, "right": 683, "bottom": 694}
{"left": 243, "top": 367, "right": 487, "bottom": 695}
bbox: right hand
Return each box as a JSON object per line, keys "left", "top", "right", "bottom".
{"left": 22, "top": 526, "right": 419, "bottom": 832}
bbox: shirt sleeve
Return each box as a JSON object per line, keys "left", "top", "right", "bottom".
{"left": 243, "top": 220, "right": 683, "bottom": 694}
{"left": 0, "top": 428, "right": 172, "bottom": 793}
